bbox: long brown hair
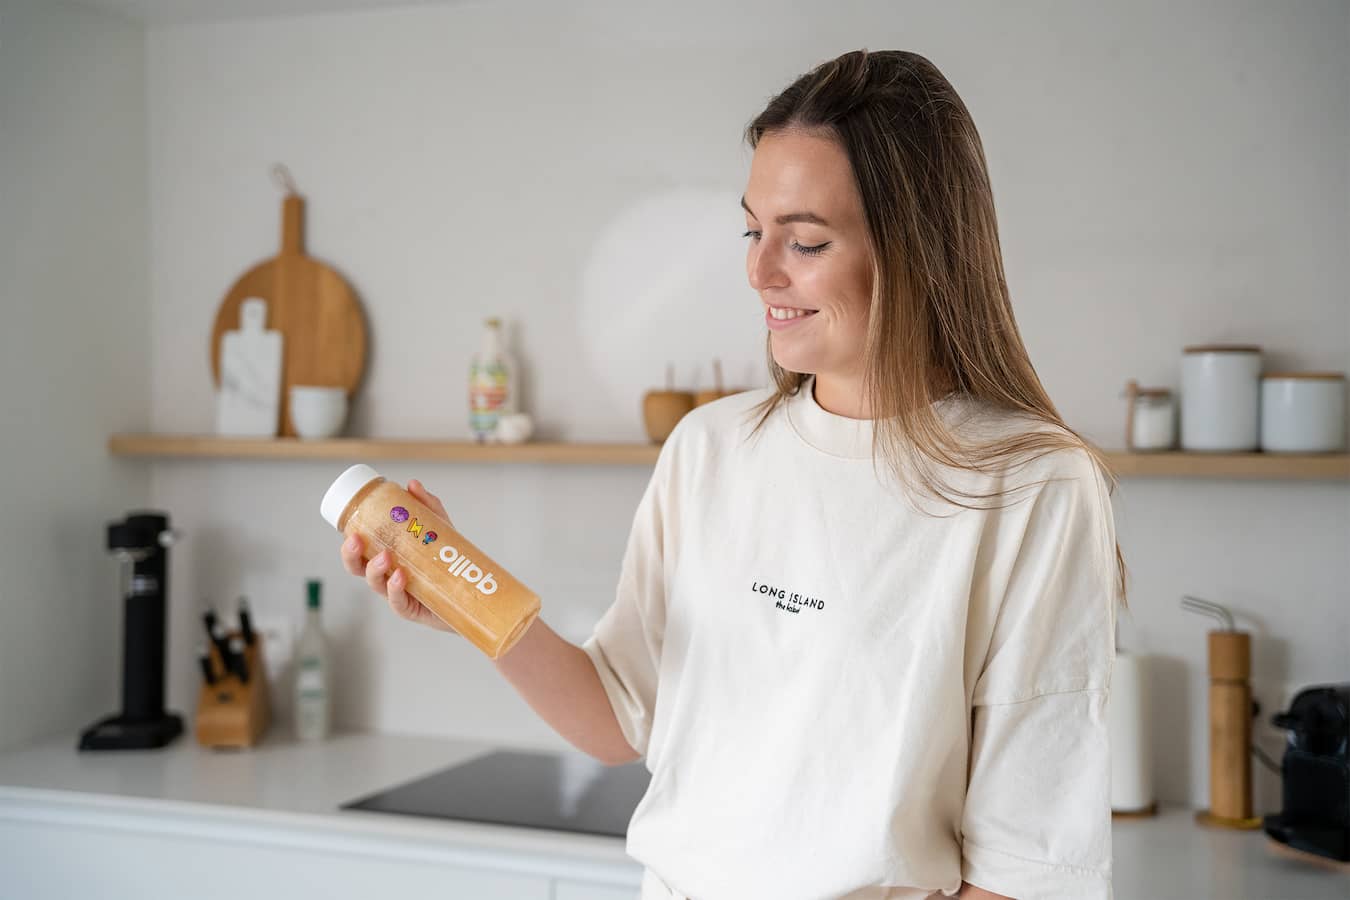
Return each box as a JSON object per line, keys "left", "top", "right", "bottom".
{"left": 742, "top": 49, "right": 1128, "bottom": 609}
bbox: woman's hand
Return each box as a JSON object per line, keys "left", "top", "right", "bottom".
{"left": 339, "top": 478, "right": 459, "bottom": 635}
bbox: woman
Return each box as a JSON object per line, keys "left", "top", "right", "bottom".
{"left": 342, "top": 49, "right": 1126, "bottom": 900}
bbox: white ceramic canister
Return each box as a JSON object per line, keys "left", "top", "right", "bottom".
{"left": 1180, "top": 344, "right": 1262, "bottom": 451}
{"left": 1259, "top": 372, "right": 1346, "bottom": 452}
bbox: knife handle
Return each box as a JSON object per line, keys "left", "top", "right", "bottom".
{"left": 197, "top": 643, "right": 217, "bottom": 686}
{"left": 228, "top": 635, "right": 249, "bottom": 683}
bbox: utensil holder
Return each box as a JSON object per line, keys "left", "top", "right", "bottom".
{"left": 195, "top": 630, "right": 270, "bottom": 749}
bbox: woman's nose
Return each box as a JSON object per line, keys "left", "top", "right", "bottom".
{"left": 747, "top": 242, "right": 787, "bottom": 292}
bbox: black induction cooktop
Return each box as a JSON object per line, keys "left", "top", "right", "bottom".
{"left": 340, "top": 748, "right": 651, "bottom": 838}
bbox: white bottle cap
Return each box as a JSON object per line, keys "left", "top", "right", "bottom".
{"left": 320, "top": 463, "right": 382, "bottom": 530}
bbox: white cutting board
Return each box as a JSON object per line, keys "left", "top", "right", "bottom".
{"left": 215, "top": 297, "right": 283, "bottom": 437}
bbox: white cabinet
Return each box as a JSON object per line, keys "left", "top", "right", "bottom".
{"left": 0, "top": 790, "right": 645, "bottom": 900}
{"left": 0, "top": 734, "right": 646, "bottom": 899}
{"left": 1, "top": 818, "right": 552, "bottom": 899}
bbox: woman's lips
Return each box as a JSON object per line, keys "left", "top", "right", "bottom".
{"left": 765, "top": 307, "right": 819, "bottom": 331}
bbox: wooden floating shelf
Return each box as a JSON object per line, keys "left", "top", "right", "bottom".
{"left": 106, "top": 435, "right": 1350, "bottom": 480}
{"left": 1103, "top": 450, "right": 1348, "bottom": 480}
{"left": 108, "top": 434, "right": 661, "bottom": 465}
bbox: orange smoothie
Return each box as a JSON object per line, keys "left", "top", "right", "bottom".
{"left": 320, "top": 464, "right": 540, "bottom": 659}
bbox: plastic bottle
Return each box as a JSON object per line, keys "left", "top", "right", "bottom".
{"left": 468, "top": 317, "right": 519, "bottom": 442}
{"left": 319, "top": 464, "right": 541, "bottom": 659}
{"left": 293, "top": 579, "right": 330, "bottom": 741}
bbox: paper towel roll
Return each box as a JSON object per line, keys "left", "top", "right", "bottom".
{"left": 1108, "top": 651, "right": 1155, "bottom": 812}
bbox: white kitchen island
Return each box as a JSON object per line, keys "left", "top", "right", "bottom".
{"left": 0, "top": 728, "right": 639, "bottom": 899}
{"left": 0, "top": 728, "right": 1345, "bottom": 899}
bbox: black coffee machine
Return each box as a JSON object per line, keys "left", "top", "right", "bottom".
{"left": 1262, "top": 683, "right": 1350, "bottom": 863}
{"left": 78, "top": 512, "right": 184, "bottom": 751}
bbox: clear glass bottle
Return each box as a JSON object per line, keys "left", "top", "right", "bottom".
{"left": 468, "top": 317, "right": 518, "bottom": 442}
{"left": 293, "top": 579, "right": 330, "bottom": 740}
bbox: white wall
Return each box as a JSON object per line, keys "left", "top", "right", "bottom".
{"left": 0, "top": 0, "right": 152, "bottom": 750}
{"left": 67, "top": 0, "right": 1350, "bottom": 810}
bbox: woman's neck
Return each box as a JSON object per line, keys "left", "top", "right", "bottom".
{"left": 811, "top": 372, "right": 869, "bottom": 419}
{"left": 810, "top": 371, "right": 955, "bottom": 420}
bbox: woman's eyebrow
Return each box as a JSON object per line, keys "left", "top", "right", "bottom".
{"left": 741, "top": 194, "right": 831, "bottom": 227}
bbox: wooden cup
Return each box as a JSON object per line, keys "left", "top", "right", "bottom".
{"left": 694, "top": 388, "right": 746, "bottom": 407}
{"left": 643, "top": 390, "right": 696, "bottom": 443}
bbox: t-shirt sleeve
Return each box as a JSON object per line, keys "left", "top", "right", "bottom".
{"left": 579, "top": 426, "right": 680, "bottom": 761}
{"left": 960, "top": 450, "right": 1118, "bottom": 900}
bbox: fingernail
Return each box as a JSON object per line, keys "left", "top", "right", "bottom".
{"left": 345, "top": 536, "right": 358, "bottom": 552}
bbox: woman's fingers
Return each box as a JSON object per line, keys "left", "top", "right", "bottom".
{"left": 387, "top": 567, "right": 454, "bottom": 634}
{"left": 365, "top": 549, "right": 392, "bottom": 594}
{"left": 340, "top": 533, "right": 365, "bottom": 576}
{"left": 407, "top": 479, "right": 452, "bottom": 524}
{"left": 341, "top": 479, "right": 459, "bottom": 636}
{"left": 386, "top": 567, "right": 413, "bottom": 618}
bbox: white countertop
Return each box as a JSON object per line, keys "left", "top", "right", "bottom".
{"left": 1, "top": 728, "right": 1346, "bottom": 899}
{"left": 1112, "top": 810, "right": 1348, "bottom": 899}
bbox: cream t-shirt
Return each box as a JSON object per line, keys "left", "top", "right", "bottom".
{"left": 580, "top": 375, "right": 1118, "bottom": 900}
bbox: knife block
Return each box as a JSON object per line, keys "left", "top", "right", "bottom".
{"left": 195, "top": 631, "right": 270, "bottom": 749}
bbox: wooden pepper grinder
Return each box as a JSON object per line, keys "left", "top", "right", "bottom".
{"left": 1182, "top": 596, "right": 1263, "bottom": 829}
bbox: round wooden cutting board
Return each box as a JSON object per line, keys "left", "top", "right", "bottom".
{"left": 210, "top": 188, "right": 368, "bottom": 437}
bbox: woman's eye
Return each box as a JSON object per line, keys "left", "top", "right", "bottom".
{"left": 741, "top": 230, "right": 830, "bottom": 256}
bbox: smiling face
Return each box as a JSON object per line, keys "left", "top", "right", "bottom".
{"left": 743, "top": 128, "right": 874, "bottom": 390}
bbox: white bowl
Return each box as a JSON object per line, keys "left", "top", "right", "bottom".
{"left": 494, "top": 413, "right": 535, "bottom": 444}
{"left": 289, "top": 386, "right": 348, "bottom": 439}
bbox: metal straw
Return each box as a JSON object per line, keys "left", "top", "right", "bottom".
{"left": 1180, "top": 595, "right": 1235, "bottom": 631}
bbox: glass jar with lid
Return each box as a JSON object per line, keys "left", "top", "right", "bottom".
{"left": 1123, "top": 379, "right": 1177, "bottom": 451}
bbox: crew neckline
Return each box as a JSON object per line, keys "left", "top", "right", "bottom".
{"left": 785, "top": 373, "right": 965, "bottom": 460}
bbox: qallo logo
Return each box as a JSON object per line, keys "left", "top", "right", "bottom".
{"left": 438, "top": 545, "right": 498, "bottom": 595}
{"left": 389, "top": 505, "right": 498, "bottom": 595}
